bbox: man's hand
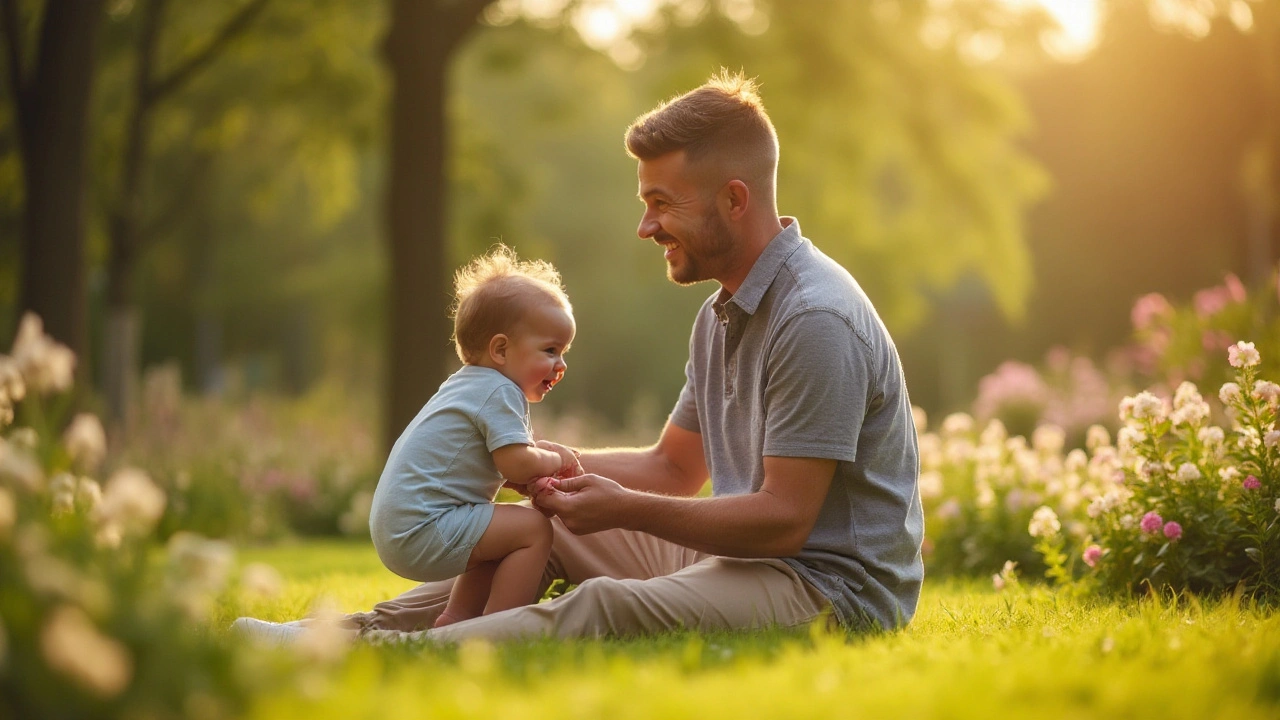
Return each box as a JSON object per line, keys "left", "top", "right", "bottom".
{"left": 534, "top": 473, "right": 631, "bottom": 535}
{"left": 535, "top": 439, "right": 584, "bottom": 478}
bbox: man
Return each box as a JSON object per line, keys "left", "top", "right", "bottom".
{"left": 237, "top": 71, "right": 923, "bottom": 643}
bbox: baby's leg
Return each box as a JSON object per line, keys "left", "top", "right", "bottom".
{"left": 435, "top": 563, "right": 496, "bottom": 628}
{"left": 435, "top": 505, "right": 553, "bottom": 627}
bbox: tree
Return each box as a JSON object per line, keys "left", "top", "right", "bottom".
{"left": 1, "top": 0, "right": 105, "bottom": 371}
{"left": 101, "top": 0, "right": 269, "bottom": 429}
{"left": 382, "top": 0, "right": 497, "bottom": 450}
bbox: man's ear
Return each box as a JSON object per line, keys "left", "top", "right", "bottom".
{"left": 723, "top": 179, "right": 750, "bottom": 220}
{"left": 488, "top": 334, "right": 509, "bottom": 365}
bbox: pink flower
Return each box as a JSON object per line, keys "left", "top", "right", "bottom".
{"left": 1140, "top": 511, "right": 1163, "bottom": 534}
{"left": 1083, "top": 545, "right": 1103, "bottom": 568}
{"left": 1243, "top": 475, "right": 1262, "bottom": 491}
{"left": 1194, "top": 286, "right": 1230, "bottom": 319}
{"left": 1131, "top": 293, "right": 1173, "bottom": 331}
{"left": 1224, "top": 273, "right": 1247, "bottom": 303}
{"left": 1229, "top": 341, "right": 1260, "bottom": 369}
{"left": 1163, "top": 521, "right": 1183, "bottom": 541}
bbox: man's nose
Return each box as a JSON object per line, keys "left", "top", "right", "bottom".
{"left": 637, "top": 209, "right": 659, "bottom": 239}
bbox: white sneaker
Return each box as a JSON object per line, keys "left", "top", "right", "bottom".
{"left": 230, "top": 617, "right": 307, "bottom": 645}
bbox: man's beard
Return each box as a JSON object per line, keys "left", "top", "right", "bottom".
{"left": 667, "top": 209, "right": 735, "bottom": 286}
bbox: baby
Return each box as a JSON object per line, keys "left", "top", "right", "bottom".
{"left": 369, "top": 245, "right": 580, "bottom": 628}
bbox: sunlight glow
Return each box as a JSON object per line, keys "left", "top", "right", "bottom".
{"left": 1003, "top": 0, "right": 1102, "bottom": 60}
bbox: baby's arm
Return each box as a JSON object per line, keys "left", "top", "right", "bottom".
{"left": 492, "top": 443, "right": 564, "bottom": 486}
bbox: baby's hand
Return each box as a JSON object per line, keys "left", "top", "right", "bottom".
{"left": 530, "top": 476, "right": 559, "bottom": 496}
{"left": 536, "top": 440, "right": 583, "bottom": 478}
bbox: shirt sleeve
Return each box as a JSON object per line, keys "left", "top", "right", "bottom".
{"left": 668, "top": 359, "right": 700, "bottom": 433}
{"left": 762, "top": 309, "right": 869, "bottom": 462}
{"left": 475, "top": 383, "right": 534, "bottom": 452}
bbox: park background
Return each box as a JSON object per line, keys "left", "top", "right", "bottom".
{"left": 3, "top": 2, "right": 1280, "bottom": 718}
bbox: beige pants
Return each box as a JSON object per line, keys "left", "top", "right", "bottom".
{"left": 352, "top": 514, "right": 832, "bottom": 643}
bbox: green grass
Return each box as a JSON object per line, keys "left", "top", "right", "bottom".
{"left": 221, "top": 540, "right": 1280, "bottom": 719}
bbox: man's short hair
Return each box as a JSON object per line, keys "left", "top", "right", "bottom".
{"left": 624, "top": 69, "right": 779, "bottom": 189}
{"left": 452, "top": 244, "right": 571, "bottom": 364}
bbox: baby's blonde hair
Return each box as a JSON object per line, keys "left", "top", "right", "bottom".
{"left": 451, "top": 244, "right": 571, "bottom": 364}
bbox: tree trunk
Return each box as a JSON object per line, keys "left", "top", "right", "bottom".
{"left": 382, "top": 0, "right": 493, "bottom": 451}
{"left": 14, "top": 0, "right": 105, "bottom": 378}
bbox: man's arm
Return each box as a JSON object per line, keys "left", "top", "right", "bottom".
{"left": 576, "top": 420, "right": 708, "bottom": 497}
{"left": 540, "top": 455, "right": 835, "bottom": 557}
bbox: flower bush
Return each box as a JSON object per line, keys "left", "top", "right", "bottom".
{"left": 917, "top": 408, "right": 1094, "bottom": 578}
{"left": 1130, "top": 269, "right": 1280, "bottom": 391}
{"left": 1074, "top": 341, "right": 1280, "bottom": 597}
{"left": 111, "top": 365, "right": 379, "bottom": 540}
{"left": 0, "top": 314, "right": 283, "bottom": 719}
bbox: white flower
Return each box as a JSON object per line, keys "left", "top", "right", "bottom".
{"left": 62, "top": 414, "right": 106, "bottom": 473}
{"left": 1032, "top": 425, "right": 1066, "bottom": 456}
{"left": 1275, "top": 497, "right": 1280, "bottom": 514}
{"left": 240, "top": 563, "right": 284, "bottom": 598}
{"left": 296, "top": 600, "right": 353, "bottom": 663}
{"left": 1131, "top": 391, "right": 1166, "bottom": 421}
{"left": 992, "top": 560, "right": 1018, "bottom": 592}
{"left": 10, "top": 313, "right": 76, "bottom": 395}
{"left": 1228, "top": 341, "right": 1260, "bottom": 368}
{"left": 975, "top": 481, "right": 996, "bottom": 509}
{"left": 1065, "top": 449, "right": 1088, "bottom": 473}
{"left": 1173, "top": 382, "right": 1204, "bottom": 410}
{"left": 0, "top": 355, "right": 24, "bottom": 404}
{"left": 911, "top": 406, "right": 928, "bottom": 433}
{"left": 944, "top": 438, "right": 975, "bottom": 464}
{"left": 1086, "top": 425, "right": 1111, "bottom": 451}
{"left": 1175, "top": 463, "right": 1202, "bottom": 483}
{"left": 1118, "top": 396, "right": 1136, "bottom": 423}
{"left": 0, "top": 446, "right": 43, "bottom": 491}
{"left": 100, "top": 468, "right": 166, "bottom": 535}
{"left": 941, "top": 412, "right": 974, "bottom": 438}
{"left": 76, "top": 477, "right": 102, "bottom": 513}
{"left": 1220, "top": 467, "right": 1241, "bottom": 482}
{"left": 1028, "top": 505, "right": 1061, "bottom": 538}
{"left": 1220, "top": 382, "right": 1242, "bottom": 405}
{"left": 167, "top": 533, "right": 235, "bottom": 619}
{"left": 40, "top": 605, "right": 133, "bottom": 697}
{"left": 1198, "top": 426, "right": 1225, "bottom": 446}
{"left": 1170, "top": 400, "right": 1210, "bottom": 427}
{"left": 1254, "top": 381, "right": 1280, "bottom": 405}
{"left": 980, "top": 419, "right": 1008, "bottom": 448}
{"left": 917, "top": 470, "right": 944, "bottom": 500}
{"left": 1266, "top": 430, "right": 1280, "bottom": 449}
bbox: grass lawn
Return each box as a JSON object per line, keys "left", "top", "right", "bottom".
{"left": 220, "top": 540, "right": 1280, "bottom": 719}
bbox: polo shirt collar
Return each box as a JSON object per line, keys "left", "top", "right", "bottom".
{"left": 716, "top": 217, "right": 803, "bottom": 316}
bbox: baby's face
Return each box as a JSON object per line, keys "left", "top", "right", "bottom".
{"left": 501, "top": 301, "right": 575, "bottom": 402}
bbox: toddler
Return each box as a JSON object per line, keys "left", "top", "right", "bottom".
{"left": 369, "top": 245, "right": 580, "bottom": 628}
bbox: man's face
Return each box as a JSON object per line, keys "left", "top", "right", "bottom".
{"left": 636, "top": 151, "right": 735, "bottom": 286}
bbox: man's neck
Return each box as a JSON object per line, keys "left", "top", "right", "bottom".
{"left": 717, "top": 215, "right": 785, "bottom": 296}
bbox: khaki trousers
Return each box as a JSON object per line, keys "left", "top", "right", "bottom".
{"left": 351, "top": 514, "right": 832, "bottom": 643}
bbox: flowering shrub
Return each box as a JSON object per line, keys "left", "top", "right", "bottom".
{"left": 0, "top": 314, "right": 279, "bottom": 718}
{"left": 1130, "top": 270, "right": 1280, "bottom": 390}
{"left": 1074, "top": 341, "right": 1280, "bottom": 597}
{"left": 971, "top": 347, "right": 1127, "bottom": 445}
{"left": 917, "top": 409, "right": 1093, "bottom": 578}
{"left": 112, "top": 366, "right": 379, "bottom": 540}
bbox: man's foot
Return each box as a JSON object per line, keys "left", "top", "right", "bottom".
{"left": 230, "top": 617, "right": 306, "bottom": 644}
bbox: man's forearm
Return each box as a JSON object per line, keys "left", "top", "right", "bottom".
{"left": 617, "top": 490, "right": 806, "bottom": 558}
{"left": 579, "top": 446, "right": 704, "bottom": 496}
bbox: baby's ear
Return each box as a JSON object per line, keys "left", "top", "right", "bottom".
{"left": 488, "top": 334, "right": 509, "bottom": 364}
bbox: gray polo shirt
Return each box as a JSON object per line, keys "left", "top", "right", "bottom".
{"left": 669, "top": 218, "right": 924, "bottom": 630}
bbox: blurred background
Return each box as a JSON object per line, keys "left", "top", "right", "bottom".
{"left": 3, "top": 0, "right": 1277, "bottom": 537}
